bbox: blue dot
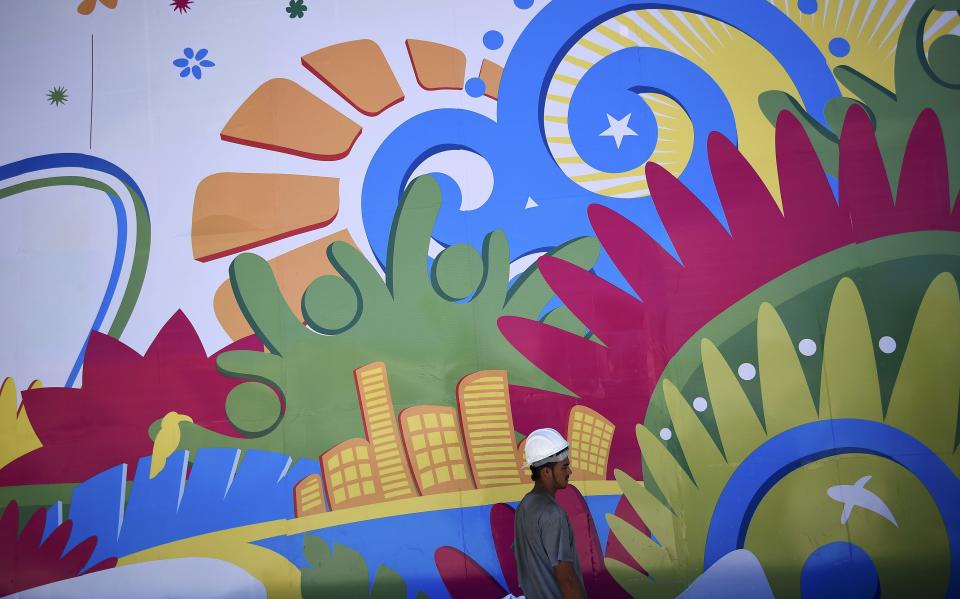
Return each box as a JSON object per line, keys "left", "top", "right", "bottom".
{"left": 514, "top": 0, "right": 534, "bottom": 8}
{"left": 829, "top": 37, "right": 851, "bottom": 57}
{"left": 465, "top": 77, "right": 486, "bottom": 98}
{"left": 483, "top": 30, "right": 504, "bottom": 50}
{"left": 798, "top": 0, "right": 818, "bottom": 14}
{"left": 801, "top": 542, "right": 879, "bottom": 599}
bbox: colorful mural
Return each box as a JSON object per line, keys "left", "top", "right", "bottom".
{"left": 1, "top": 0, "right": 958, "bottom": 597}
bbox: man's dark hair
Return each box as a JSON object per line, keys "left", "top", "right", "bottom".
{"left": 530, "top": 463, "right": 548, "bottom": 481}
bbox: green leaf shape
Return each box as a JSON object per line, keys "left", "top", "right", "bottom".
{"left": 175, "top": 174, "right": 600, "bottom": 460}
{"left": 759, "top": 0, "right": 960, "bottom": 201}
{"left": 301, "top": 536, "right": 410, "bottom": 598}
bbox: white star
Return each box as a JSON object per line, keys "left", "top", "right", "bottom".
{"left": 599, "top": 113, "right": 638, "bottom": 149}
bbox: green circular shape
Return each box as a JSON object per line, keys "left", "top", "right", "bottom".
{"left": 302, "top": 275, "right": 360, "bottom": 334}
{"left": 928, "top": 35, "right": 960, "bottom": 84}
{"left": 225, "top": 382, "right": 283, "bottom": 437}
{"left": 432, "top": 244, "right": 483, "bottom": 301}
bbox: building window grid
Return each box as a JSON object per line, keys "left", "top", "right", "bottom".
{"left": 322, "top": 441, "right": 381, "bottom": 509}
{"left": 569, "top": 408, "right": 614, "bottom": 477}
{"left": 355, "top": 363, "right": 417, "bottom": 499}
{"left": 401, "top": 407, "right": 473, "bottom": 494}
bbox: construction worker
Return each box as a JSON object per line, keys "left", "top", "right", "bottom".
{"left": 513, "top": 428, "right": 586, "bottom": 599}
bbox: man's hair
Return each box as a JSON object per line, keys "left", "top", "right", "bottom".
{"left": 529, "top": 449, "right": 568, "bottom": 481}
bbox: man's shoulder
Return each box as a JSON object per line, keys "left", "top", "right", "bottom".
{"left": 519, "top": 492, "right": 564, "bottom": 518}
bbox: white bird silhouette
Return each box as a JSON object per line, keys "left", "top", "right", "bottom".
{"left": 827, "top": 475, "right": 897, "bottom": 527}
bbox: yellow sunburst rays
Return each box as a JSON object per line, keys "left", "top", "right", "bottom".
{"left": 0, "top": 377, "right": 42, "bottom": 469}
{"left": 546, "top": 9, "right": 802, "bottom": 206}
{"left": 768, "top": 0, "right": 960, "bottom": 92}
{"left": 605, "top": 273, "right": 960, "bottom": 596}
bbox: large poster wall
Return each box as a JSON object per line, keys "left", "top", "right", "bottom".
{"left": 1, "top": 0, "right": 958, "bottom": 597}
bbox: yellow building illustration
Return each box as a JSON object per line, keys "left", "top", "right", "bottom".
{"left": 568, "top": 406, "right": 614, "bottom": 480}
{"left": 400, "top": 406, "right": 474, "bottom": 494}
{"left": 354, "top": 363, "right": 417, "bottom": 500}
{"left": 320, "top": 438, "right": 383, "bottom": 510}
{"left": 457, "top": 370, "right": 525, "bottom": 488}
{"left": 294, "top": 474, "right": 328, "bottom": 517}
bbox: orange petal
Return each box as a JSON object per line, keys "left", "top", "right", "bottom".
{"left": 302, "top": 40, "right": 404, "bottom": 116}
{"left": 221, "top": 78, "right": 361, "bottom": 160}
{"left": 406, "top": 39, "right": 466, "bottom": 90}
{"left": 478, "top": 59, "right": 503, "bottom": 100}
{"left": 191, "top": 172, "right": 340, "bottom": 262}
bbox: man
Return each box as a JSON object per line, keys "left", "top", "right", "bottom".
{"left": 513, "top": 428, "right": 586, "bottom": 599}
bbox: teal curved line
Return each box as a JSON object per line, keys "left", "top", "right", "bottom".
{"left": 0, "top": 176, "right": 149, "bottom": 386}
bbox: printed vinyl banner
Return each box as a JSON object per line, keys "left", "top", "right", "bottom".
{"left": 1, "top": 0, "right": 959, "bottom": 597}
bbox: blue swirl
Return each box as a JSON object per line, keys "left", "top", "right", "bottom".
{"left": 361, "top": 0, "right": 840, "bottom": 287}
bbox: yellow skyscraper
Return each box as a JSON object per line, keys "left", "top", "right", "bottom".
{"left": 321, "top": 438, "right": 383, "bottom": 510}
{"left": 354, "top": 362, "right": 418, "bottom": 500}
{"left": 457, "top": 370, "right": 525, "bottom": 488}
{"left": 294, "top": 474, "right": 328, "bottom": 517}
{"left": 400, "top": 406, "right": 474, "bottom": 494}
{"left": 568, "top": 406, "right": 615, "bottom": 480}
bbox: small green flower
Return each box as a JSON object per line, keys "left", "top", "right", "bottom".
{"left": 286, "top": 0, "right": 307, "bottom": 18}
{"left": 46, "top": 86, "right": 68, "bottom": 106}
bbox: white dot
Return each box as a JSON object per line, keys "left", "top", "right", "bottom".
{"left": 737, "top": 363, "right": 757, "bottom": 381}
{"left": 878, "top": 336, "right": 897, "bottom": 354}
{"left": 798, "top": 338, "right": 817, "bottom": 357}
{"left": 692, "top": 397, "right": 708, "bottom": 412}
{"left": 659, "top": 427, "right": 673, "bottom": 441}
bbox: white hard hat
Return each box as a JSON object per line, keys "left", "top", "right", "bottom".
{"left": 523, "top": 428, "right": 570, "bottom": 467}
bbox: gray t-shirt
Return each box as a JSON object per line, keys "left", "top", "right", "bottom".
{"left": 513, "top": 491, "right": 584, "bottom": 599}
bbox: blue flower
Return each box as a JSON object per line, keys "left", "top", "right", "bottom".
{"left": 172, "top": 47, "right": 215, "bottom": 80}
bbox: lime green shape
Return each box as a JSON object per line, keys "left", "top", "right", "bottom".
{"left": 302, "top": 275, "right": 359, "bottom": 334}
{"left": 224, "top": 382, "right": 283, "bottom": 437}
{"left": 431, "top": 243, "right": 483, "bottom": 301}
{"left": 818, "top": 278, "right": 883, "bottom": 421}
{"left": 759, "top": 0, "right": 960, "bottom": 202}
{"left": 173, "top": 174, "right": 598, "bottom": 460}
{"left": 885, "top": 272, "right": 960, "bottom": 462}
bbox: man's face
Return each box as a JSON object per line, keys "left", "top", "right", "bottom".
{"left": 548, "top": 458, "right": 572, "bottom": 489}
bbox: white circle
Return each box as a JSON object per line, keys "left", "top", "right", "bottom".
{"left": 878, "top": 336, "right": 897, "bottom": 354}
{"left": 798, "top": 338, "right": 818, "bottom": 357}
{"left": 659, "top": 427, "right": 673, "bottom": 441}
{"left": 737, "top": 363, "right": 757, "bottom": 381}
{"left": 692, "top": 397, "right": 708, "bottom": 412}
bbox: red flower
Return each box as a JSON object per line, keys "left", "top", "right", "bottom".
{"left": 500, "top": 107, "right": 958, "bottom": 481}
{"left": 0, "top": 311, "right": 260, "bottom": 484}
{"left": 0, "top": 501, "right": 116, "bottom": 595}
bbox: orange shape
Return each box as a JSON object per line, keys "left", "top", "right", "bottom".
{"left": 77, "top": 0, "right": 117, "bottom": 14}
{"left": 294, "top": 473, "right": 328, "bottom": 516}
{"left": 192, "top": 172, "right": 340, "bottom": 262}
{"left": 214, "top": 229, "right": 358, "bottom": 340}
{"left": 302, "top": 40, "right": 404, "bottom": 116}
{"left": 405, "top": 39, "right": 466, "bottom": 91}
{"left": 221, "top": 78, "right": 361, "bottom": 160}
{"left": 478, "top": 59, "right": 503, "bottom": 100}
